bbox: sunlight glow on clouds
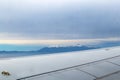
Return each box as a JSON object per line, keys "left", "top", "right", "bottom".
{"left": 0, "top": 38, "right": 120, "bottom": 45}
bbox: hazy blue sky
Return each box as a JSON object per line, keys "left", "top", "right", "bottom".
{"left": 0, "top": 0, "right": 120, "bottom": 40}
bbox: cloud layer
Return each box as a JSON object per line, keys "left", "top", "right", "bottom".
{"left": 0, "top": 0, "right": 120, "bottom": 39}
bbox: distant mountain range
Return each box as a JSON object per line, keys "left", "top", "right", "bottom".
{"left": 0, "top": 41, "right": 120, "bottom": 55}
{"left": 36, "top": 46, "right": 97, "bottom": 54}
{"left": 0, "top": 46, "right": 97, "bottom": 54}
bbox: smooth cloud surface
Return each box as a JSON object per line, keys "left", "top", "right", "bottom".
{"left": 0, "top": 0, "right": 120, "bottom": 39}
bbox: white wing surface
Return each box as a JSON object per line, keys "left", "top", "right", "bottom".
{"left": 0, "top": 47, "right": 120, "bottom": 80}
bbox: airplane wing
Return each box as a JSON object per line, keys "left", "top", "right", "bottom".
{"left": 0, "top": 46, "right": 120, "bottom": 80}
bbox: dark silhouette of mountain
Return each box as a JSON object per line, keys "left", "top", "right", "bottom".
{"left": 0, "top": 46, "right": 96, "bottom": 54}
{"left": 36, "top": 46, "right": 96, "bottom": 54}
{"left": 0, "top": 41, "right": 120, "bottom": 55}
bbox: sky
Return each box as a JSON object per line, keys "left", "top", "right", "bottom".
{"left": 0, "top": 0, "right": 120, "bottom": 50}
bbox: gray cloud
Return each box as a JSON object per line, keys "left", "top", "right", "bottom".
{"left": 0, "top": 0, "right": 120, "bottom": 39}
